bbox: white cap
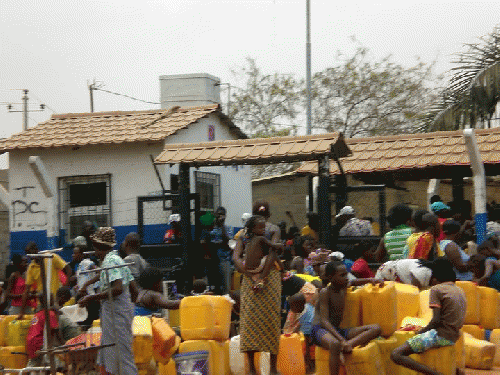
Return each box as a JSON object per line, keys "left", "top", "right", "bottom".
{"left": 72, "top": 236, "right": 87, "bottom": 248}
{"left": 60, "top": 304, "right": 88, "bottom": 323}
{"left": 168, "top": 214, "right": 181, "bottom": 224}
{"left": 241, "top": 213, "right": 252, "bottom": 225}
{"left": 335, "top": 206, "right": 355, "bottom": 219}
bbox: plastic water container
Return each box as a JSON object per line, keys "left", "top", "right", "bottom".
{"left": 392, "top": 331, "right": 419, "bottom": 375}
{"left": 416, "top": 342, "right": 456, "bottom": 375}
{"left": 92, "top": 319, "right": 100, "bottom": 327}
{"left": 374, "top": 336, "right": 400, "bottom": 375}
{"left": 394, "top": 283, "right": 420, "bottom": 328}
{"left": 229, "top": 335, "right": 245, "bottom": 375}
{"left": 455, "top": 330, "right": 465, "bottom": 371}
{"left": 399, "top": 316, "right": 428, "bottom": 330}
{"left": 418, "top": 289, "right": 432, "bottom": 324}
{"left": 158, "top": 359, "right": 176, "bottom": 375}
{"left": 7, "top": 317, "right": 32, "bottom": 347}
{"left": 479, "top": 286, "right": 500, "bottom": 330}
{"left": 179, "top": 340, "right": 226, "bottom": 375}
{"left": 0, "top": 315, "right": 16, "bottom": 346}
{"left": 339, "top": 287, "right": 361, "bottom": 329}
{"left": 152, "top": 316, "right": 179, "bottom": 364}
{"left": 361, "top": 282, "right": 397, "bottom": 337}
{"left": 456, "top": 281, "right": 480, "bottom": 325}
{"left": 0, "top": 346, "right": 28, "bottom": 369}
{"left": 345, "top": 342, "right": 385, "bottom": 375}
{"left": 136, "top": 359, "right": 157, "bottom": 375}
{"left": 490, "top": 328, "right": 500, "bottom": 367}
{"left": 180, "top": 295, "right": 232, "bottom": 341}
{"left": 277, "top": 334, "right": 305, "bottom": 375}
{"left": 462, "top": 324, "right": 485, "bottom": 340}
{"left": 132, "top": 316, "right": 153, "bottom": 365}
{"left": 314, "top": 346, "right": 346, "bottom": 375}
{"left": 463, "top": 332, "right": 496, "bottom": 370}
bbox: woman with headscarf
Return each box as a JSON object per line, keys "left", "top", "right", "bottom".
{"left": 78, "top": 227, "right": 138, "bottom": 375}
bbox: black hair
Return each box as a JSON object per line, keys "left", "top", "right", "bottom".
{"left": 245, "top": 215, "right": 266, "bottom": 235}
{"left": 11, "top": 254, "right": 23, "bottom": 266}
{"left": 192, "top": 279, "right": 208, "bottom": 294}
{"left": 25, "top": 241, "right": 38, "bottom": 253}
{"left": 325, "top": 260, "right": 344, "bottom": 277}
{"left": 468, "top": 254, "right": 487, "bottom": 276}
{"left": 442, "top": 219, "right": 461, "bottom": 235}
{"left": 429, "top": 257, "right": 456, "bottom": 282}
{"left": 412, "top": 210, "right": 429, "bottom": 231}
{"left": 387, "top": 204, "right": 413, "bottom": 228}
{"left": 215, "top": 206, "right": 226, "bottom": 215}
{"left": 288, "top": 292, "right": 306, "bottom": 309}
{"left": 288, "top": 226, "right": 299, "bottom": 238}
{"left": 430, "top": 195, "right": 442, "bottom": 204}
{"left": 138, "top": 267, "right": 163, "bottom": 290}
{"left": 293, "top": 235, "right": 314, "bottom": 258}
{"left": 252, "top": 200, "right": 270, "bottom": 218}
{"left": 56, "top": 286, "right": 72, "bottom": 305}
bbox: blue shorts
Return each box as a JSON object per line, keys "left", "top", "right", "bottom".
{"left": 407, "top": 329, "right": 454, "bottom": 353}
{"left": 311, "top": 324, "right": 350, "bottom": 346}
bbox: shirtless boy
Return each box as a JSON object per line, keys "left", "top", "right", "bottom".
{"left": 311, "top": 261, "right": 382, "bottom": 375}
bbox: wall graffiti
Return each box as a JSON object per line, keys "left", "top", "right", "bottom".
{"left": 11, "top": 186, "right": 48, "bottom": 229}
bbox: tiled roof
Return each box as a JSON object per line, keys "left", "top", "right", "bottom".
{"left": 0, "top": 104, "right": 246, "bottom": 152}
{"left": 155, "top": 133, "right": 351, "bottom": 167}
{"left": 296, "top": 128, "right": 500, "bottom": 175}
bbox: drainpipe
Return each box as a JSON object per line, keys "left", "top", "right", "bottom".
{"left": 463, "top": 129, "right": 487, "bottom": 244}
{"left": 427, "top": 179, "right": 440, "bottom": 210}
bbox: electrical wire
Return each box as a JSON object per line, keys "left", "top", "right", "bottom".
{"left": 29, "top": 92, "right": 57, "bottom": 113}
{"left": 93, "top": 87, "right": 160, "bottom": 105}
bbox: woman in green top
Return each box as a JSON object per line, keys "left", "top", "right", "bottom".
{"left": 374, "top": 204, "right": 413, "bottom": 262}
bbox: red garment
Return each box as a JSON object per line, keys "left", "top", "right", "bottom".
{"left": 351, "top": 258, "right": 375, "bottom": 279}
{"left": 26, "top": 310, "right": 58, "bottom": 359}
{"left": 11, "top": 276, "right": 36, "bottom": 308}
{"left": 437, "top": 217, "right": 447, "bottom": 242}
{"left": 164, "top": 229, "right": 181, "bottom": 243}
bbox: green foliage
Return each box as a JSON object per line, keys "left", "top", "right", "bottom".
{"left": 429, "top": 27, "right": 500, "bottom": 131}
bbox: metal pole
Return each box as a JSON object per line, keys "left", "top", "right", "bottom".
{"left": 89, "top": 83, "right": 94, "bottom": 113}
{"left": 22, "top": 89, "right": 28, "bottom": 131}
{"left": 306, "top": 0, "right": 315, "bottom": 213}
{"left": 227, "top": 84, "right": 231, "bottom": 115}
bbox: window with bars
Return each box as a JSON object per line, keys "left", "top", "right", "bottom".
{"left": 58, "top": 174, "right": 112, "bottom": 241}
{"left": 194, "top": 171, "right": 220, "bottom": 212}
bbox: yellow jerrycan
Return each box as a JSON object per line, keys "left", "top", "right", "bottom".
{"left": 416, "top": 342, "right": 456, "bottom": 375}
{"left": 344, "top": 341, "right": 385, "bottom": 375}
{"left": 0, "top": 346, "right": 28, "bottom": 369}
{"left": 490, "top": 328, "right": 500, "bottom": 367}
{"left": 456, "top": 281, "right": 480, "bottom": 325}
{"left": 463, "top": 332, "right": 496, "bottom": 370}
{"left": 132, "top": 316, "right": 153, "bottom": 366}
{"left": 339, "top": 286, "right": 361, "bottom": 329}
{"left": 374, "top": 336, "right": 400, "bottom": 375}
{"left": 180, "top": 295, "right": 232, "bottom": 341}
{"left": 151, "top": 316, "right": 179, "bottom": 364}
{"left": 361, "top": 281, "right": 397, "bottom": 337}
{"left": 179, "top": 339, "right": 226, "bottom": 375}
{"left": 394, "top": 283, "right": 420, "bottom": 328}
{"left": 0, "top": 315, "right": 16, "bottom": 346}
{"left": 462, "top": 324, "right": 485, "bottom": 340}
{"left": 478, "top": 286, "right": 500, "bottom": 330}
{"left": 277, "top": 334, "right": 306, "bottom": 375}
{"left": 7, "top": 316, "right": 33, "bottom": 347}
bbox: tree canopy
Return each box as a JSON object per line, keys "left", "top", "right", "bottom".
{"left": 229, "top": 44, "right": 441, "bottom": 140}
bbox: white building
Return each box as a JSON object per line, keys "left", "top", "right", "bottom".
{"left": 0, "top": 74, "right": 251, "bottom": 257}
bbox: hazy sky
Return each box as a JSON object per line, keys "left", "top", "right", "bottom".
{"left": 1, "top": 0, "right": 499, "bottom": 152}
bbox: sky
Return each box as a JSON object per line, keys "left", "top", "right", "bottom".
{"left": 0, "top": 0, "right": 499, "bottom": 164}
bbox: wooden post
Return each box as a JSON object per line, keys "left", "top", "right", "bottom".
{"left": 318, "top": 155, "right": 332, "bottom": 249}
{"left": 179, "top": 163, "right": 191, "bottom": 293}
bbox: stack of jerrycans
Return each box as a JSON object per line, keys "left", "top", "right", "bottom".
{"left": 177, "top": 295, "right": 232, "bottom": 375}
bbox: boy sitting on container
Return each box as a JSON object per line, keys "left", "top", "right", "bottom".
{"left": 391, "top": 257, "right": 466, "bottom": 375}
{"left": 311, "top": 261, "right": 382, "bottom": 375}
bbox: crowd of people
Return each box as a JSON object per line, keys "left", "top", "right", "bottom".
{"left": 2, "top": 195, "right": 500, "bottom": 375}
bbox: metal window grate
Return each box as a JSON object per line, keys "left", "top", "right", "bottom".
{"left": 194, "top": 171, "right": 220, "bottom": 212}
{"left": 58, "top": 174, "right": 112, "bottom": 242}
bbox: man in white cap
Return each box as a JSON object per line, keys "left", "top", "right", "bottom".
{"left": 337, "top": 206, "right": 374, "bottom": 237}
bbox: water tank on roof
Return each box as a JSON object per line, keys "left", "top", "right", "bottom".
{"left": 159, "top": 73, "right": 221, "bottom": 108}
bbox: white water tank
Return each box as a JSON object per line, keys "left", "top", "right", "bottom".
{"left": 159, "top": 73, "right": 221, "bottom": 108}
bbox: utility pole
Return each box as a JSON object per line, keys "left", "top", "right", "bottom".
{"left": 306, "top": 0, "right": 315, "bottom": 213}
{"left": 7, "top": 89, "right": 45, "bottom": 131}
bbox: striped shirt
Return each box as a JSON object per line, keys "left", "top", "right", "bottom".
{"left": 384, "top": 225, "right": 413, "bottom": 260}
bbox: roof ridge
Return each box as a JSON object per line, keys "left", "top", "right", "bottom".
{"left": 141, "top": 106, "right": 180, "bottom": 129}
{"left": 50, "top": 104, "right": 219, "bottom": 119}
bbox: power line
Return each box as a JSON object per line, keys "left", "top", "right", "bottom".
{"left": 29, "top": 92, "right": 57, "bottom": 113}
{"left": 93, "top": 87, "right": 160, "bottom": 105}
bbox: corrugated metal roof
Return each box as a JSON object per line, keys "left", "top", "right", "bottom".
{"left": 155, "top": 133, "right": 351, "bottom": 166}
{"left": 0, "top": 104, "right": 246, "bottom": 153}
{"left": 296, "top": 128, "right": 500, "bottom": 175}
